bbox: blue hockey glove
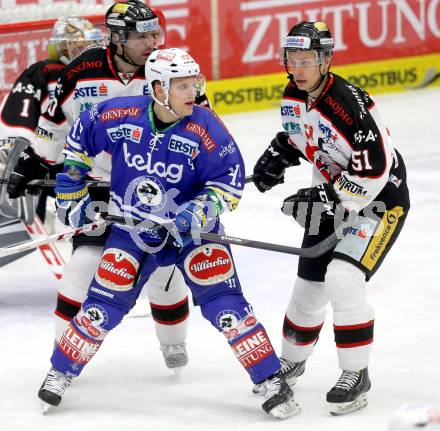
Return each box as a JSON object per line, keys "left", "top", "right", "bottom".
{"left": 281, "top": 183, "right": 340, "bottom": 230}
{"left": 55, "top": 166, "right": 93, "bottom": 228}
{"left": 174, "top": 199, "right": 216, "bottom": 247}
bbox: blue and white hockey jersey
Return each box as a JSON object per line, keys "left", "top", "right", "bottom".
{"left": 64, "top": 95, "right": 244, "bottom": 240}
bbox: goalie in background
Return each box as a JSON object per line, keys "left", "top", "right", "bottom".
{"left": 252, "top": 21, "right": 410, "bottom": 415}
{"left": 0, "top": 16, "right": 105, "bottom": 223}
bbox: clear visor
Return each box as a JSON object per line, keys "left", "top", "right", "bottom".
{"left": 280, "top": 49, "right": 324, "bottom": 68}
{"left": 123, "top": 27, "right": 165, "bottom": 50}
{"left": 168, "top": 74, "right": 206, "bottom": 98}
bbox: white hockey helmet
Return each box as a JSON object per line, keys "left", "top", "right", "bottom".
{"left": 145, "top": 48, "right": 204, "bottom": 114}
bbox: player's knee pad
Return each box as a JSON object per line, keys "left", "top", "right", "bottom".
{"left": 326, "top": 259, "right": 367, "bottom": 310}
{"left": 288, "top": 276, "right": 329, "bottom": 315}
{"left": 200, "top": 294, "right": 252, "bottom": 333}
{"left": 59, "top": 246, "right": 103, "bottom": 302}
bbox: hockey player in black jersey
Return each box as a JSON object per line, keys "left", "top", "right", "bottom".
{"left": 7, "top": 0, "right": 208, "bottom": 374}
{"left": 0, "top": 16, "right": 105, "bottom": 221}
{"left": 252, "top": 21, "right": 410, "bottom": 415}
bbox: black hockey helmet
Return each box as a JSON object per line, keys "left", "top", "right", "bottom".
{"left": 105, "top": 0, "right": 163, "bottom": 44}
{"left": 282, "top": 21, "right": 334, "bottom": 57}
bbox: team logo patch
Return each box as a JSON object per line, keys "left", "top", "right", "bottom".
{"left": 184, "top": 244, "right": 234, "bottom": 286}
{"left": 216, "top": 310, "right": 240, "bottom": 330}
{"left": 95, "top": 248, "right": 139, "bottom": 291}
{"left": 135, "top": 179, "right": 163, "bottom": 207}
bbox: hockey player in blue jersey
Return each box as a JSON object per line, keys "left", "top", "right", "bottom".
{"left": 37, "top": 48, "right": 299, "bottom": 419}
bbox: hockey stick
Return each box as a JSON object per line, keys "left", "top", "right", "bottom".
{"left": 0, "top": 178, "right": 110, "bottom": 190}
{"left": 106, "top": 215, "right": 343, "bottom": 258}
{"left": 0, "top": 219, "right": 107, "bottom": 257}
{"left": 0, "top": 211, "right": 345, "bottom": 259}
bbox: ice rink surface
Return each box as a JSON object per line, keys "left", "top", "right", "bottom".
{"left": 1, "top": 87, "right": 439, "bottom": 431}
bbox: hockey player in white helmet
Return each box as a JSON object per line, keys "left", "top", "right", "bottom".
{"left": 6, "top": 1, "right": 209, "bottom": 375}
{"left": 38, "top": 47, "right": 300, "bottom": 419}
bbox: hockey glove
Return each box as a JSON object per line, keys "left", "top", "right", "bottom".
{"left": 55, "top": 166, "right": 94, "bottom": 228}
{"left": 174, "top": 198, "right": 217, "bottom": 247}
{"left": 282, "top": 183, "right": 340, "bottom": 230}
{"left": 252, "top": 131, "right": 304, "bottom": 193}
{"left": 7, "top": 146, "right": 50, "bottom": 198}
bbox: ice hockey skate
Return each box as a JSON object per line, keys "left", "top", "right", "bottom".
{"left": 253, "top": 357, "right": 306, "bottom": 394}
{"left": 160, "top": 342, "right": 188, "bottom": 375}
{"left": 260, "top": 373, "right": 301, "bottom": 419}
{"left": 327, "top": 367, "right": 371, "bottom": 415}
{"left": 38, "top": 366, "right": 73, "bottom": 414}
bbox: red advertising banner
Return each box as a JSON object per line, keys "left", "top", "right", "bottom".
{"left": 218, "top": 0, "right": 440, "bottom": 78}
{"left": 0, "top": 0, "right": 439, "bottom": 98}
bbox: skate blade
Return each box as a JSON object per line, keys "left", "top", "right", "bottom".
{"left": 269, "top": 398, "right": 302, "bottom": 419}
{"left": 40, "top": 400, "right": 53, "bottom": 415}
{"left": 328, "top": 393, "right": 368, "bottom": 416}
{"left": 171, "top": 366, "right": 185, "bottom": 377}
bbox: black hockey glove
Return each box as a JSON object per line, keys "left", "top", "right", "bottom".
{"left": 252, "top": 131, "right": 304, "bottom": 193}
{"left": 281, "top": 183, "right": 341, "bottom": 229}
{"left": 7, "top": 146, "right": 50, "bottom": 198}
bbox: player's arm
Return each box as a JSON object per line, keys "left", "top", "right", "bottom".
{"left": 175, "top": 123, "right": 245, "bottom": 240}
{"left": 32, "top": 69, "right": 72, "bottom": 165}
{"left": 55, "top": 106, "right": 109, "bottom": 227}
{"left": 0, "top": 63, "right": 48, "bottom": 143}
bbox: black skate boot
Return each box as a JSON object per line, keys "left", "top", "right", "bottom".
{"left": 260, "top": 373, "right": 301, "bottom": 419}
{"left": 38, "top": 366, "right": 74, "bottom": 414}
{"left": 326, "top": 367, "right": 371, "bottom": 415}
{"left": 253, "top": 357, "right": 306, "bottom": 394}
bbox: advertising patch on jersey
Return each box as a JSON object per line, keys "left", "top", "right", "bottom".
{"left": 59, "top": 323, "right": 101, "bottom": 365}
{"left": 36, "top": 126, "right": 53, "bottom": 140}
{"left": 231, "top": 328, "right": 273, "bottom": 369}
{"left": 168, "top": 134, "right": 200, "bottom": 159}
{"left": 101, "top": 107, "right": 141, "bottom": 122}
{"left": 95, "top": 248, "right": 139, "bottom": 291}
{"left": 107, "top": 124, "right": 143, "bottom": 144}
{"left": 335, "top": 175, "right": 368, "bottom": 199}
{"left": 135, "top": 178, "right": 163, "bottom": 207}
{"left": 283, "top": 121, "right": 301, "bottom": 134}
{"left": 123, "top": 143, "right": 183, "bottom": 184}
{"left": 185, "top": 121, "right": 216, "bottom": 152}
{"left": 184, "top": 244, "right": 234, "bottom": 286}
{"left": 218, "top": 140, "right": 236, "bottom": 158}
{"left": 218, "top": 311, "right": 259, "bottom": 341}
{"left": 74, "top": 84, "right": 108, "bottom": 100}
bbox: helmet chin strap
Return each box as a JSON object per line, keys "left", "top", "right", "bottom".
{"left": 307, "top": 65, "right": 328, "bottom": 94}
{"left": 152, "top": 91, "right": 182, "bottom": 120}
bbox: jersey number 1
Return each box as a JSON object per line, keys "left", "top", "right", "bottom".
{"left": 20, "top": 98, "right": 30, "bottom": 117}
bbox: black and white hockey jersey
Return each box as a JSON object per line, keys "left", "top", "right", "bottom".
{"left": 281, "top": 73, "right": 398, "bottom": 212}
{"left": 0, "top": 60, "right": 64, "bottom": 144}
